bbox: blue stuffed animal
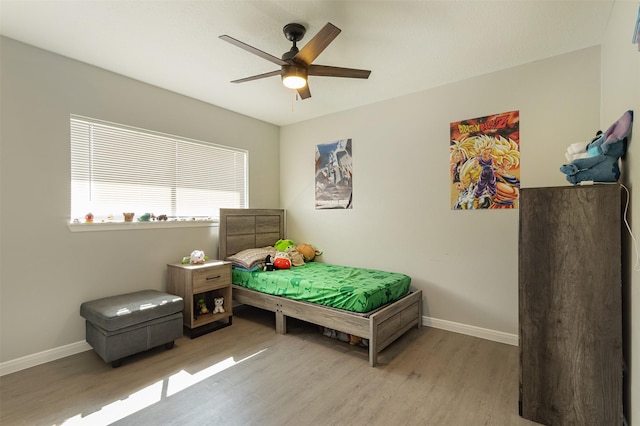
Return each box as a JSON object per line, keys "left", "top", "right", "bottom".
{"left": 560, "top": 110, "right": 633, "bottom": 184}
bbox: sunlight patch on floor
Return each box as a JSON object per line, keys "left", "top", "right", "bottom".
{"left": 61, "top": 349, "right": 266, "bottom": 425}
{"left": 166, "top": 349, "right": 265, "bottom": 396}
{"left": 61, "top": 380, "right": 163, "bottom": 425}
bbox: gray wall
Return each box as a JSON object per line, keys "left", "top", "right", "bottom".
{"left": 280, "top": 46, "right": 601, "bottom": 339}
{"left": 0, "top": 37, "right": 280, "bottom": 363}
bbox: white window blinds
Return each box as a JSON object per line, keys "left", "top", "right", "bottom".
{"left": 70, "top": 116, "right": 247, "bottom": 223}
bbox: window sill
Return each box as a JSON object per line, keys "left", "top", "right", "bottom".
{"left": 67, "top": 220, "right": 219, "bottom": 232}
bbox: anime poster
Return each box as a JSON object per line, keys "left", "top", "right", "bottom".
{"left": 450, "top": 111, "right": 520, "bottom": 210}
{"left": 315, "top": 139, "right": 353, "bottom": 209}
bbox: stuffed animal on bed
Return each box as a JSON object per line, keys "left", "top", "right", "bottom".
{"left": 560, "top": 110, "right": 633, "bottom": 184}
{"left": 296, "top": 243, "right": 323, "bottom": 262}
{"left": 263, "top": 255, "right": 274, "bottom": 271}
{"left": 272, "top": 251, "right": 291, "bottom": 269}
{"left": 274, "top": 239, "right": 295, "bottom": 252}
{"left": 286, "top": 247, "right": 305, "bottom": 267}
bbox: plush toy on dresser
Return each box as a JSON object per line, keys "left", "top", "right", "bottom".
{"left": 560, "top": 110, "right": 633, "bottom": 184}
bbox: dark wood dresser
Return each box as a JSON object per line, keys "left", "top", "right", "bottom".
{"left": 519, "top": 185, "right": 623, "bottom": 425}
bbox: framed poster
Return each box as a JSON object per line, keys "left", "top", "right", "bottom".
{"left": 450, "top": 111, "right": 520, "bottom": 210}
{"left": 315, "top": 139, "right": 353, "bottom": 209}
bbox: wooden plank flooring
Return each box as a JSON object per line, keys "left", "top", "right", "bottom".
{"left": 0, "top": 306, "right": 540, "bottom": 426}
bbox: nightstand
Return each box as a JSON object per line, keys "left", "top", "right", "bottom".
{"left": 167, "top": 260, "right": 232, "bottom": 338}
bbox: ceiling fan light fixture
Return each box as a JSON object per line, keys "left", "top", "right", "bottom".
{"left": 282, "top": 65, "right": 307, "bottom": 89}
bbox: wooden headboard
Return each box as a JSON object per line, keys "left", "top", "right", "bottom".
{"left": 219, "top": 209, "right": 285, "bottom": 260}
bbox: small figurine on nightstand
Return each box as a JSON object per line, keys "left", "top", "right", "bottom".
{"left": 213, "top": 297, "right": 225, "bottom": 314}
{"left": 197, "top": 298, "right": 209, "bottom": 315}
{"left": 190, "top": 250, "right": 206, "bottom": 264}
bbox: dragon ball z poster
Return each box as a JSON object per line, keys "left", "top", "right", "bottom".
{"left": 315, "top": 139, "right": 353, "bottom": 209}
{"left": 450, "top": 111, "right": 520, "bottom": 210}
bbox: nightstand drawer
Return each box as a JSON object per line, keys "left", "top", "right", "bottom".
{"left": 193, "top": 265, "right": 231, "bottom": 292}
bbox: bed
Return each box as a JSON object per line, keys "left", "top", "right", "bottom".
{"left": 219, "top": 208, "right": 423, "bottom": 366}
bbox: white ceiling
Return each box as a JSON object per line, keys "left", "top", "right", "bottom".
{"left": 0, "top": 1, "right": 616, "bottom": 126}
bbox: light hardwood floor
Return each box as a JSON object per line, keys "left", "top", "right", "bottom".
{"left": 1, "top": 306, "right": 539, "bottom": 426}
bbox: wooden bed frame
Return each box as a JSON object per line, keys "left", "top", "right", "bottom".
{"left": 219, "top": 208, "right": 423, "bottom": 366}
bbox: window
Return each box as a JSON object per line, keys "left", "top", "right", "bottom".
{"left": 70, "top": 115, "right": 247, "bottom": 224}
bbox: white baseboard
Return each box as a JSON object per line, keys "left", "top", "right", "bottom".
{"left": 1, "top": 318, "right": 517, "bottom": 376}
{"left": 0, "top": 340, "right": 92, "bottom": 377}
{"left": 423, "top": 316, "right": 519, "bottom": 346}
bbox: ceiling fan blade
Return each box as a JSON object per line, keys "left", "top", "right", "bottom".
{"left": 297, "top": 84, "right": 311, "bottom": 99}
{"left": 293, "top": 22, "right": 341, "bottom": 66}
{"left": 308, "top": 64, "right": 371, "bottom": 79}
{"left": 230, "top": 70, "right": 281, "bottom": 83}
{"left": 219, "top": 35, "right": 287, "bottom": 66}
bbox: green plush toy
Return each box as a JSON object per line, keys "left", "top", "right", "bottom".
{"left": 274, "top": 239, "right": 295, "bottom": 252}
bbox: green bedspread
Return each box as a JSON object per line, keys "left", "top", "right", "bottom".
{"left": 232, "top": 262, "right": 411, "bottom": 313}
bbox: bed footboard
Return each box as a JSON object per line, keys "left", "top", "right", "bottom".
{"left": 369, "top": 289, "right": 422, "bottom": 366}
{"left": 233, "top": 285, "right": 423, "bottom": 366}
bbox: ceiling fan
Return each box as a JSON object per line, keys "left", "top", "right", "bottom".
{"left": 219, "top": 22, "right": 371, "bottom": 99}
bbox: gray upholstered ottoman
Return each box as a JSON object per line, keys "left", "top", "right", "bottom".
{"left": 80, "top": 290, "right": 184, "bottom": 367}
